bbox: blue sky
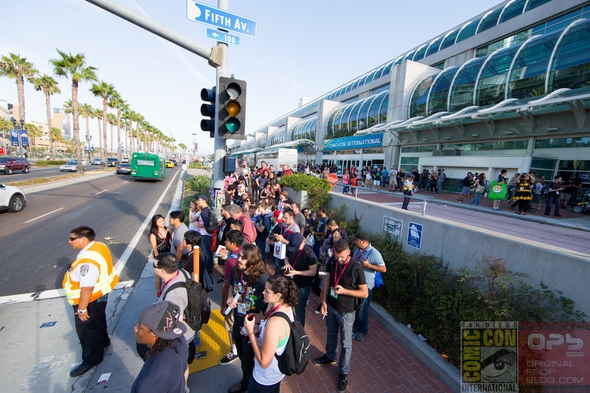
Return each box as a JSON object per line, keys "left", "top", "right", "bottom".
{"left": 0, "top": 0, "right": 499, "bottom": 155}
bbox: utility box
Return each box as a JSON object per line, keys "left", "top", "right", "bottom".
{"left": 224, "top": 156, "right": 236, "bottom": 173}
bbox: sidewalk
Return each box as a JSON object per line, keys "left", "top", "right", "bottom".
{"left": 17, "top": 168, "right": 590, "bottom": 392}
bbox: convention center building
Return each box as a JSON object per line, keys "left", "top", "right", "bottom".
{"left": 231, "top": 0, "right": 590, "bottom": 186}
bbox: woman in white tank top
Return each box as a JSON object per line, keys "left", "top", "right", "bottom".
{"left": 244, "top": 275, "right": 298, "bottom": 392}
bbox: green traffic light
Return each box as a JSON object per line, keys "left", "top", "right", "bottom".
{"left": 225, "top": 118, "right": 241, "bottom": 133}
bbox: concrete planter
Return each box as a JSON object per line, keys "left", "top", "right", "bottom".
{"left": 283, "top": 186, "right": 309, "bottom": 207}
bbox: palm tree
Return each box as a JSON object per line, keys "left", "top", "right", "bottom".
{"left": 93, "top": 107, "right": 103, "bottom": 150}
{"left": 90, "top": 81, "right": 115, "bottom": 166}
{"left": 107, "top": 113, "right": 116, "bottom": 157}
{"left": 0, "top": 53, "right": 38, "bottom": 123}
{"left": 34, "top": 74, "right": 61, "bottom": 159}
{"left": 24, "top": 123, "right": 43, "bottom": 157}
{"left": 108, "top": 91, "right": 127, "bottom": 161}
{"left": 51, "top": 50, "right": 98, "bottom": 171}
{"left": 79, "top": 103, "right": 94, "bottom": 147}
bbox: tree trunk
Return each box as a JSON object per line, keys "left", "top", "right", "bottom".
{"left": 102, "top": 99, "right": 108, "bottom": 168}
{"left": 72, "top": 81, "right": 82, "bottom": 172}
{"left": 45, "top": 90, "right": 55, "bottom": 160}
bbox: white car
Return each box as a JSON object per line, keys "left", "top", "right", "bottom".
{"left": 121, "top": 157, "right": 130, "bottom": 164}
{"left": 0, "top": 183, "right": 26, "bottom": 212}
{"left": 60, "top": 160, "right": 86, "bottom": 172}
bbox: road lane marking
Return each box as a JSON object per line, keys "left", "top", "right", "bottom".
{"left": 23, "top": 207, "right": 64, "bottom": 223}
{"left": 2, "top": 169, "right": 184, "bottom": 303}
{"left": 95, "top": 189, "right": 108, "bottom": 195}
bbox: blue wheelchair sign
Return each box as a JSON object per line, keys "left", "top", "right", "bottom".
{"left": 407, "top": 222, "right": 423, "bottom": 249}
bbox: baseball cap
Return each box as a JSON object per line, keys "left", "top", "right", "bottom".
{"left": 287, "top": 233, "right": 304, "bottom": 253}
{"left": 139, "top": 301, "right": 187, "bottom": 340}
{"left": 197, "top": 194, "right": 208, "bottom": 202}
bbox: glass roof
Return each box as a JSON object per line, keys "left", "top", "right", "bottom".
{"left": 427, "top": 66, "right": 459, "bottom": 115}
{"left": 477, "top": 8, "right": 503, "bottom": 34}
{"left": 499, "top": 0, "right": 527, "bottom": 24}
{"left": 507, "top": 30, "right": 561, "bottom": 99}
{"left": 548, "top": 18, "right": 590, "bottom": 91}
{"left": 475, "top": 45, "right": 520, "bottom": 106}
{"left": 456, "top": 19, "right": 481, "bottom": 44}
{"left": 448, "top": 57, "right": 487, "bottom": 112}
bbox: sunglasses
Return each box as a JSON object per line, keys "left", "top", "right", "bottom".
{"left": 153, "top": 262, "right": 159, "bottom": 269}
{"left": 69, "top": 236, "right": 81, "bottom": 241}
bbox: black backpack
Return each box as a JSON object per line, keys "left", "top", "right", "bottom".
{"left": 272, "top": 312, "right": 311, "bottom": 376}
{"left": 163, "top": 270, "right": 211, "bottom": 331}
{"left": 205, "top": 208, "right": 220, "bottom": 234}
{"left": 541, "top": 183, "right": 551, "bottom": 196}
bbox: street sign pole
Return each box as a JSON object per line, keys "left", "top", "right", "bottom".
{"left": 212, "top": 0, "right": 229, "bottom": 203}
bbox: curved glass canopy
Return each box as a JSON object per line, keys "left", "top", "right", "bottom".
{"left": 506, "top": 30, "right": 561, "bottom": 99}
{"left": 326, "top": 91, "right": 388, "bottom": 138}
{"left": 448, "top": 57, "right": 487, "bottom": 112}
{"left": 427, "top": 66, "right": 459, "bottom": 115}
{"left": 409, "top": 73, "right": 439, "bottom": 118}
{"left": 548, "top": 18, "right": 590, "bottom": 91}
{"left": 475, "top": 45, "right": 520, "bottom": 106}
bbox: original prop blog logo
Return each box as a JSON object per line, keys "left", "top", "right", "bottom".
{"left": 461, "top": 321, "right": 518, "bottom": 392}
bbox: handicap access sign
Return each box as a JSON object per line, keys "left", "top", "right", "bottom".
{"left": 407, "top": 222, "right": 423, "bottom": 249}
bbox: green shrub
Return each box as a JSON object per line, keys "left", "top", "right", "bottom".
{"left": 366, "top": 234, "right": 586, "bottom": 366}
{"left": 186, "top": 175, "right": 211, "bottom": 195}
{"left": 279, "top": 173, "right": 331, "bottom": 212}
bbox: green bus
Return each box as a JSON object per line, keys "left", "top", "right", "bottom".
{"left": 130, "top": 152, "right": 166, "bottom": 181}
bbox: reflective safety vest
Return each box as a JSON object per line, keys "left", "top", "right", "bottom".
{"left": 62, "top": 241, "right": 119, "bottom": 305}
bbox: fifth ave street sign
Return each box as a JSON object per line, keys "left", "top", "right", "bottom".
{"left": 187, "top": 1, "right": 257, "bottom": 38}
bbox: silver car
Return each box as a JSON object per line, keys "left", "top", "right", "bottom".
{"left": 60, "top": 160, "right": 86, "bottom": 172}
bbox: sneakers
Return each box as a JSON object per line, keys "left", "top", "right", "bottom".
{"left": 313, "top": 354, "right": 336, "bottom": 366}
{"left": 217, "top": 276, "right": 225, "bottom": 284}
{"left": 353, "top": 332, "right": 366, "bottom": 341}
{"left": 314, "top": 305, "right": 321, "bottom": 315}
{"left": 219, "top": 351, "right": 238, "bottom": 366}
{"left": 456, "top": 199, "right": 462, "bottom": 202}
{"left": 338, "top": 373, "right": 348, "bottom": 392}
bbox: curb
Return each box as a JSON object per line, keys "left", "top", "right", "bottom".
{"left": 369, "top": 302, "right": 460, "bottom": 392}
{"left": 19, "top": 170, "right": 114, "bottom": 193}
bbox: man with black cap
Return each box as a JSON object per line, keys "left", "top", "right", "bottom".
{"left": 352, "top": 232, "right": 386, "bottom": 341}
{"left": 131, "top": 301, "right": 188, "bottom": 393}
{"left": 283, "top": 232, "right": 317, "bottom": 327}
{"left": 194, "top": 194, "right": 215, "bottom": 273}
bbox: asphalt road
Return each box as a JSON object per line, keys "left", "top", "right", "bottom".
{"left": 0, "top": 167, "right": 181, "bottom": 297}
{"left": 0, "top": 165, "right": 105, "bottom": 182}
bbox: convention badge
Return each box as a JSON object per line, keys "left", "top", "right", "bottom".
{"left": 329, "top": 287, "right": 338, "bottom": 299}
{"left": 237, "top": 302, "right": 248, "bottom": 316}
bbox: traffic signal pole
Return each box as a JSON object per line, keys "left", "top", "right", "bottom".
{"left": 213, "top": 0, "right": 229, "bottom": 195}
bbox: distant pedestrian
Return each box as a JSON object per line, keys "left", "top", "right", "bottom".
{"left": 401, "top": 173, "right": 414, "bottom": 210}
{"left": 544, "top": 175, "right": 565, "bottom": 217}
{"left": 63, "top": 226, "right": 119, "bottom": 377}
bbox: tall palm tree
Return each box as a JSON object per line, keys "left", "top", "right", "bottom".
{"left": 107, "top": 113, "right": 116, "bottom": 157}
{"left": 51, "top": 50, "right": 98, "bottom": 171}
{"left": 108, "top": 91, "right": 127, "bottom": 161}
{"left": 122, "top": 109, "right": 132, "bottom": 154}
{"left": 90, "top": 81, "right": 115, "bottom": 166}
{"left": 0, "top": 53, "right": 38, "bottom": 123}
{"left": 33, "top": 74, "right": 61, "bottom": 159}
{"left": 24, "top": 123, "right": 43, "bottom": 157}
{"left": 93, "top": 107, "right": 103, "bottom": 150}
{"left": 79, "top": 103, "right": 94, "bottom": 147}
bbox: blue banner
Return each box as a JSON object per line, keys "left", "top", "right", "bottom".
{"left": 20, "top": 130, "right": 29, "bottom": 147}
{"left": 10, "top": 129, "right": 19, "bottom": 146}
{"left": 322, "top": 133, "right": 384, "bottom": 151}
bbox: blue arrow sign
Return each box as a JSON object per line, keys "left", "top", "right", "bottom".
{"left": 207, "top": 28, "right": 241, "bottom": 46}
{"left": 187, "top": 2, "right": 257, "bottom": 38}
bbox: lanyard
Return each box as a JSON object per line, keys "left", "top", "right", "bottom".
{"left": 333, "top": 256, "right": 351, "bottom": 287}
{"left": 354, "top": 247, "right": 367, "bottom": 261}
{"left": 161, "top": 271, "right": 179, "bottom": 292}
{"left": 264, "top": 302, "right": 285, "bottom": 320}
{"left": 292, "top": 247, "right": 305, "bottom": 269}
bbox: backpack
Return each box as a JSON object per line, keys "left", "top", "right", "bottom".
{"left": 541, "top": 183, "right": 551, "bottom": 196}
{"left": 272, "top": 312, "right": 311, "bottom": 376}
{"left": 164, "top": 270, "right": 211, "bottom": 331}
{"left": 205, "top": 209, "right": 220, "bottom": 234}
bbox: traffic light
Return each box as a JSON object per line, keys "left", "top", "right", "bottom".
{"left": 218, "top": 76, "right": 247, "bottom": 140}
{"left": 200, "top": 86, "right": 216, "bottom": 138}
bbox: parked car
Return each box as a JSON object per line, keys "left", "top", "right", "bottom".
{"left": 0, "top": 183, "right": 26, "bottom": 212}
{"left": 121, "top": 157, "right": 130, "bottom": 163}
{"left": 91, "top": 158, "right": 104, "bottom": 165}
{"left": 170, "top": 159, "right": 178, "bottom": 166}
{"left": 60, "top": 160, "right": 86, "bottom": 172}
{"left": 107, "top": 157, "right": 119, "bottom": 167}
{"left": 116, "top": 163, "right": 131, "bottom": 175}
{"left": 0, "top": 157, "right": 31, "bottom": 175}
{"left": 166, "top": 160, "right": 175, "bottom": 168}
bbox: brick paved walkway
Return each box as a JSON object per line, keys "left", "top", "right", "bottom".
{"left": 279, "top": 295, "right": 453, "bottom": 393}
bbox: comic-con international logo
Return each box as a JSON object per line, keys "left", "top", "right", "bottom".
{"left": 461, "top": 321, "right": 518, "bottom": 392}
